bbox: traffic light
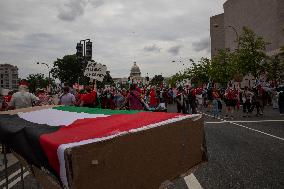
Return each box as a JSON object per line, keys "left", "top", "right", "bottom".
{"left": 76, "top": 43, "right": 83, "bottom": 60}
{"left": 85, "top": 41, "right": 92, "bottom": 61}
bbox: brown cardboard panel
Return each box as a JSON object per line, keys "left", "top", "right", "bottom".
{"left": 66, "top": 117, "right": 207, "bottom": 189}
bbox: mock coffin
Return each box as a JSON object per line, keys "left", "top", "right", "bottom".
{"left": 0, "top": 106, "right": 207, "bottom": 189}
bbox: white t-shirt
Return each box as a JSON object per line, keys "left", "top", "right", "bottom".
{"left": 10, "top": 91, "right": 39, "bottom": 109}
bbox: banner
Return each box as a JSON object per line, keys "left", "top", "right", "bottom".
{"left": 84, "top": 61, "right": 107, "bottom": 82}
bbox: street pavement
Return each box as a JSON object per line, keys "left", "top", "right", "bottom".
{"left": 1, "top": 103, "right": 283, "bottom": 188}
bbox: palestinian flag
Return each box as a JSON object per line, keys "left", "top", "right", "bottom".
{"left": 0, "top": 106, "right": 195, "bottom": 187}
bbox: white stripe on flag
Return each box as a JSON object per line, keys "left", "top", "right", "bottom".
{"left": 57, "top": 114, "right": 201, "bottom": 188}
{"left": 18, "top": 109, "right": 109, "bottom": 126}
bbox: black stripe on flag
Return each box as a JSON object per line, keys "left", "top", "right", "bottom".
{"left": 0, "top": 114, "right": 60, "bottom": 177}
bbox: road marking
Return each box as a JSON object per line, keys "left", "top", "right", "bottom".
{"left": 205, "top": 121, "right": 225, "bottom": 124}
{"left": 184, "top": 174, "right": 203, "bottom": 189}
{"left": 3, "top": 171, "right": 29, "bottom": 189}
{"left": 205, "top": 120, "right": 284, "bottom": 124}
{"left": 0, "top": 168, "right": 26, "bottom": 186}
{"left": 202, "top": 112, "right": 284, "bottom": 141}
{"left": 228, "top": 120, "right": 284, "bottom": 123}
{"left": 230, "top": 122, "right": 284, "bottom": 141}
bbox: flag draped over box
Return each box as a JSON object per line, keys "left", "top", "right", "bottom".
{"left": 0, "top": 106, "right": 194, "bottom": 187}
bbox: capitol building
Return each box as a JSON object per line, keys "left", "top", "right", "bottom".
{"left": 113, "top": 62, "right": 148, "bottom": 87}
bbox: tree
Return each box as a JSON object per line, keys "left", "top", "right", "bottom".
{"left": 96, "top": 71, "right": 114, "bottom": 88}
{"left": 264, "top": 55, "right": 284, "bottom": 84}
{"left": 26, "top": 74, "right": 55, "bottom": 93}
{"left": 50, "top": 54, "right": 87, "bottom": 85}
{"left": 150, "top": 75, "right": 164, "bottom": 86}
{"left": 168, "top": 72, "right": 185, "bottom": 87}
{"left": 187, "top": 58, "right": 211, "bottom": 86}
{"left": 210, "top": 49, "right": 238, "bottom": 85}
{"left": 236, "top": 27, "right": 267, "bottom": 78}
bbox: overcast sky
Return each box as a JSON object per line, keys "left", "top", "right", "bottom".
{"left": 0, "top": 0, "right": 226, "bottom": 79}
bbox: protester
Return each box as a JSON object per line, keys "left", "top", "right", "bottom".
{"left": 176, "top": 86, "right": 186, "bottom": 114}
{"left": 78, "top": 86, "right": 97, "bottom": 107}
{"left": 212, "top": 95, "right": 219, "bottom": 119}
{"left": 242, "top": 86, "right": 254, "bottom": 117}
{"left": 149, "top": 86, "right": 158, "bottom": 108}
{"left": 1, "top": 90, "right": 13, "bottom": 110}
{"left": 58, "top": 86, "right": 76, "bottom": 106}
{"left": 37, "top": 89, "right": 53, "bottom": 105}
{"left": 278, "top": 88, "right": 284, "bottom": 115}
{"left": 250, "top": 86, "right": 263, "bottom": 117}
{"left": 9, "top": 83, "right": 39, "bottom": 109}
{"left": 126, "top": 84, "right": 144, "bottom": 110}
{"left": 224, "top": 83, "right": 237, "bottom": 119}
{"left": 272, "top": 89, "right": 278, "bottom": 109}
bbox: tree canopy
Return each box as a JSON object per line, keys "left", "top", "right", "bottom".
{"left": 26, "top": 74, "right": 55, "bottom": 93}
{"left": 236, "top": 27, "right": 267, "bottom": 78}
{"left": 50, "top": 54, "right": 86, "bottom": 85}
{"left": 168, "top": 27, "right": 274, "bottom": 87}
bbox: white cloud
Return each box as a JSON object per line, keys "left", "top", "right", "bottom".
{"left": 0, "top": 0, "right": 226, "bottom": 79}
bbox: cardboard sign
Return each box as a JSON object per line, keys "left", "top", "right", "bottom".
{"left": 84, "top": 61, "right": 107, "bottom": 82}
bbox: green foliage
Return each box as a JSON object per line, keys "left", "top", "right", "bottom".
{"left": 210, "top": 49, "right": 238, "bottom": 85}
{"left": 50, "top": 54, "right": 87, "bottom": 85}
{"left": 236, "top": 27, "right": 267, "bottom": 78}
{"left": 150, "top": 75, "right": 164, "bottom": 86}
{"left": 96, "top": 71, "right": 114, "bottom": 88}
{"left": 168, "top": 73, "right": 184, "bottom": 87}
{"left": 265, "top": 55, "right": 284, "bottom": 83}
{"left": 169, "top": 27, "right": 279, "bottom": 86}
{"left": 279, "top": 46, "right": 284, "bottom": 57}
{"left": 187, "top": 58, "right": 211, "bottom": 85}
{"left": 26, "top": 74, "right": 55, "bottom": 93}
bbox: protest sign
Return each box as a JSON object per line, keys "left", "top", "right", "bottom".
{"left": 84, "top": 61, "right": 107, "bottom": 82}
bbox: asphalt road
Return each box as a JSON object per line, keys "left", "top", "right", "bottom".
{"left": 1, "top": 104, "right": 283, "bottom": 189}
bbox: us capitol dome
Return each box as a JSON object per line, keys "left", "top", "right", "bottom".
{"left": 113, "top": 62, "right": 148, "bottom": 86}
{"left": 130, "top": 62, "right": 141, "bottom": 77}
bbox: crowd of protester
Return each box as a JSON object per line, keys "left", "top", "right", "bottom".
{"left": 1, "top": 80, "right": 284, "bottom": 118}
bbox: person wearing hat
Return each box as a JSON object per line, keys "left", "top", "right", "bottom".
{"left": 9, "top": 81, "right": 39, "bottom": 109}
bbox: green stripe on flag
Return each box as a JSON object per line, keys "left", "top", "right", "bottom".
{"left": 53, "top": 106, "right": 143, "bottom": 115}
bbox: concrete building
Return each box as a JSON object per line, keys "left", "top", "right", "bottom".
{"left": 211, "top": 0, "right": 284, "bottom": 57}
{"left": 0, "top": 64, "right": 19, "bottom": 90}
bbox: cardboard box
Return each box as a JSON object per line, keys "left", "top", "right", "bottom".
{"left": 64, "top": 116, "right": 207, "bottom": 189}
{"left": 1, "top": 106, "right": 207, "bottom": 189}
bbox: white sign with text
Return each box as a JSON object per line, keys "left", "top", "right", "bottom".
{"left": 84, "top": 61, "right": 107, "bottom": 82}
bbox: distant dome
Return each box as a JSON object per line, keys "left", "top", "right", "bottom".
{"left": 130, "top": 62, "right": 141, "bottom": 77}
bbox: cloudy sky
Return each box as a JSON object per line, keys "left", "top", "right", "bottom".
{"left": 0, "top": 0, "right": 226, "bottom": 79}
